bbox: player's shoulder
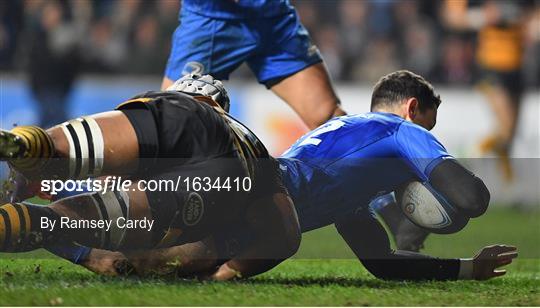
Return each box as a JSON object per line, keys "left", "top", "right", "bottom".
{"left": 341, "top": 112, "right": 405, "bottom": 134}
{"left": 393, "top": 119, "right": 450, "bottom": 160}
{"left": 395, "top": 119, "right": 437, "bottom": 141}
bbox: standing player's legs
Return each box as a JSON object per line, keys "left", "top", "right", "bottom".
{"left": 249, "top": 11, "right": 345, "bottom": 130}
{"left": 477, "top": 72, "right": 522, "bottom": 181}
{"left": 269, "top": 63, "right": 345, "bottom": 129}
{"left": 478, "top": 85, "right": 520, "bottom": 143}
{"left": 0, "top": 111, "right": 140, "bottom": 182}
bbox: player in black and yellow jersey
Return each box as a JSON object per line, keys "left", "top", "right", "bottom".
{"left": 443, "top": 0, "right": 534, "bottom": 181}
{"left": 0, "top": 74, "right": 300, "bottom": 281}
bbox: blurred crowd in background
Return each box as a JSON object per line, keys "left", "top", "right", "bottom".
{"left": 0, "top": 0, "right": 539, "bottom": 86}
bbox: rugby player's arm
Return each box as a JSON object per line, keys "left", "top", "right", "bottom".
{"left": 335, "top": 211, "right": 516, "bottom": 280}
{"left": 211, "top": 193, "right": 301, "bottom": 281}
{"left": 428, "top": 158, "right": 490, "bottom": 218}
{"left": 397, "top": 123, "right": 490, "bottom": 218}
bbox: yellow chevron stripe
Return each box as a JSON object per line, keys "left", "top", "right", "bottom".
{"left": 20, "top": 204, "right": 31, "bottom": 240}
{"left": 29, "top": 127, "right": 49, "bottom": 158}
{"left": 2, "top": 204, "right": 20, "bottom": 250}
{"left": 12, "top": 127, "right": 36, "bottom": 157}
{"left": 116, "top": 97, "right": 153, "bottom": 109}
{"left": 36, "top": 127, "right": 54, "bottom": 158}
{"left": 0, "top": 212, "right": 6, "bottom": 250}
{"left": 9, "top": 126, "right": 53, "bottom": 172}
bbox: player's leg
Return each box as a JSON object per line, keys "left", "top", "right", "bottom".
{"left": 0, "top": 182, "right": 155, "bottom": 252}
{"left": 377, "top": 202, "right": 430, "bottom": 251}
{"left": 371, "top": 193, "right": 430, "bottom": 252}
{"left": 269, "top": 63, "right": 346, "bottom": 129}
{"left": 48, "top": 194, "right": 253, "bottom": 277}
{"left": 161, "top": 77, "right": 175, "bottom": 91}
{"left": 0, "top": 111, "right": 139, "bottom": 181}
{"left": 247, "top": 11, "right": 345, "bottom": 130}
{"left": 477, "top": 74, "right": 522, "bottom": 181}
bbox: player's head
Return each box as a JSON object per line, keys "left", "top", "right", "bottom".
{"left": 370, "top": 70, "right": 441, "bottom": 130}
{"left": 167, "top": 74, "right": 231, "bottom": 112}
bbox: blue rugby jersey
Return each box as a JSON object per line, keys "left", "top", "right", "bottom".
{"left": 278, "top": 112, "right": 453, "bottom": 232}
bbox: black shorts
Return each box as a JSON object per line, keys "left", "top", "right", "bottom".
{"left": 476, "top": 67, "right": 523, "bottom": 98}
{"left": 118, "top": 91, "right": 238, "bottom": 168}
{"left": 117, "top": 93, "right": 287, "bottom": 246}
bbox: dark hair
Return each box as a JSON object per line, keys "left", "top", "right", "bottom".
{"left": 370, "top": 70, "right": 441, "bottom": 112}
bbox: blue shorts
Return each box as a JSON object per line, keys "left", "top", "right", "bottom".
{"left": 164, "top": 9, "right": 322, "bottom": 85}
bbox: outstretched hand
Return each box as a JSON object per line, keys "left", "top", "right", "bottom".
{"left": 472, "top": 245, "right": 518, "bottom": 280}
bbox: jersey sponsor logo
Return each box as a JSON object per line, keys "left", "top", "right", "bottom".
{"left": 182, "top": 192, "right": 204, "bottom": 226}
{"left": 182, "top": 61, "right": 205, "bottom": 75}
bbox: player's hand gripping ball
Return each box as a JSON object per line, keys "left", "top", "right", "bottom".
{"left": 395, "top": 181, "right": 469, "bottom": 234}
{"left": 167, "top": 74, "right": 231, "bottom": 112}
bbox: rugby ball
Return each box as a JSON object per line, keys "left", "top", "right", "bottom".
{"left": 395, "top": 181, "right": 469, "bottom": 234}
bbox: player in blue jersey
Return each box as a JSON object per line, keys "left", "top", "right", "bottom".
{"left": 164, "top": 0, "right": 432, "bottom": 252}
{"left": 162, "top": 0, "right": 345, "bottom": 130}
{"left": 15, "top": 71, "right": 516, "bottom": 281}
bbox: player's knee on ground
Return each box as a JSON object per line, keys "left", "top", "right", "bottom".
{"left": 429, "top": 159, "right": 490, "bottom": 218}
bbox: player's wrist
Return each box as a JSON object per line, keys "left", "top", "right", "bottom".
{"left": 458, "top": 258, "right": 474, "bottom": 280}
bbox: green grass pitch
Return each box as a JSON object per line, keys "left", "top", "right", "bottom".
{"left": 1, "top": 208, "right": 539, "bottom": 306}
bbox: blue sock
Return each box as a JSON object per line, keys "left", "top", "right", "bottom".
{"left": 46, "top": 242, "right": 92, "bottom": 264}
